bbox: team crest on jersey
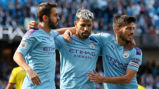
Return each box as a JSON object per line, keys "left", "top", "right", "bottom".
{"left": 51, "top": 36, "right": 54, "bottom": 41}
{"left": 90, "top": 43, "right": 95, "bottom": 49}
{"left": 20, "top": 41, "right": 27, "bottom": 49}
{"left": 123, "top": 52, "right": 129, "bottom": 59}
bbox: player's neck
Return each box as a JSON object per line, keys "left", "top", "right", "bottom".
{"left": 39, "top": 22, "right": 51, "bottom": 33}
{"left": 116, "top": 36, "right": 126, "bottom": 46}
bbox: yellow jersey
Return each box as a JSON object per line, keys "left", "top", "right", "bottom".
{"left": 9, "top": 67, "right": 26, "bottom": 89}
{"left": 138, "top": 84, "right": 146, "bottom": 89}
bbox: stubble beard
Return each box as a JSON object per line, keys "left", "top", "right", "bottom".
{"left": 48, "top": 18, "right": 57, "bottom": 29}
{"left": 78, "top": 31, "right": 90, "bottom": 40}
{"left": 120, "top": 33, "right": 132, "bottom": 44}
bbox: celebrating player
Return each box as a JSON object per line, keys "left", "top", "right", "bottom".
{"left": 5, "top": 67, "right": 26, "bottom": 89}
{"left": 87, "top": 14, "right": 142, "bottom": 89}
{"left": 13, "top": 2, "right": 60, "bottom": 89}
{"left": 28, "top": 8, "right": 101, "bottom": 89}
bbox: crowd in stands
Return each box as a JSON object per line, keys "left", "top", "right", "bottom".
{"left": 138, "top": 61, "right": 159, "bottom": 89}
{"left": 1, "top": 0, "right": 159, "bottom": 89}
{"left": 0, "top": 0, "right": 159, "bottom": 34}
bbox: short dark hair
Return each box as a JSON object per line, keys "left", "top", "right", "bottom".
{"left": 113, "top": 14, "right": 136, "bottom": 31}
{"left": 37, "top": 2, "right": 57, "bottom": 22}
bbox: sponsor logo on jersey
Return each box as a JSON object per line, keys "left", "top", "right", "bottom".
{"left": 42, "top": 38, "right": 46, "bottom": 40}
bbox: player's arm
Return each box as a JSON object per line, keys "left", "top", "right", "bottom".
{"left": 57, "top": 27, "right": 76, "bottom": 35}
{"left": 88, "top": 48, "right": 142, "bottom": 84}
{"left": 27, "top": 21, "right": 76, "bottom": 35}
{"left": 13, "top": 52, "right": 31, "bottom": 73}
{"left": 13, "top": 52, "right": 41, "bottom": 85}
{"left": 87, "top": 69, "right": 136, "bottom": 84}
{"left": 13, "top": 33, "right": 41, "bottom": 85}
{"left": 5, "top": 83, "right": 14, "bottom": 89}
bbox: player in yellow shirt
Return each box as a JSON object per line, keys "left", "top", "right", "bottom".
{"left": 138, "top": 84, "right": 146, "bottom": 89}
{"left": 5, "top": 67, "right": 26, "bottom": 89}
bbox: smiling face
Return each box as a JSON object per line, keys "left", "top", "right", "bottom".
{"left": 75, "top": 19, "right": 93, "bottom": 40}
{"left": 118, "top": 22, "right": 135, "bottom": 43}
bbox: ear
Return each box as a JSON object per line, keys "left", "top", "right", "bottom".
{"left": 116, "top": 27, "right": 120, "bottom": 32}
{"left": 74, "top": 21, "right": 77, "bottom": 27}
{"left": 42, "top": 15, "right": 48, "bottom": 22}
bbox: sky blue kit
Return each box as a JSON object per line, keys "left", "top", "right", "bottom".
{"left": 92, "top": 33, "right": 142, "bottom": 89}
{"left": 16, "top": 29, "right": 57, "bottom": 89}
{"left": 54, "top": 34, "right": 101, "bottom": 89}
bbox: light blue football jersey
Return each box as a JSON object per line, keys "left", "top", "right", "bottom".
{"left": 54, "top": 34, "right": 101, "bottom": 89}
{"left": 92, "top": 33, "right": 142, "bottom": 89}
{"left": 16, "top": 29, "right": 57, "bottom": 89}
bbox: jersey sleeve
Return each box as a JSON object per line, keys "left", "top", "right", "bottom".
{"left": 50, "top": 30, "right": 64, "bottom": 50}
{"left": 16, "top": 31, "right": 38, "bottom": 57}
{"left": 91, "top": 33, "right": 112, "bottom": 47}
{"left": 91, "top": 33, "right": 113, "bottom": 56}
{"left": 50, "top": 30, "right": 58, "bottom": 38}
{"left": 54, "top": 35, "right": 65, "bottom": 50}
{"left": 127, "top": 47, "right": 142, "bottom": 71}
{"left": 9, "top": 68, "right": 17, "bottom": 83}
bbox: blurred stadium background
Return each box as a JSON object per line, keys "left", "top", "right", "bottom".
{"left": 0, "top": 0, "right": 159, "bottom": 89}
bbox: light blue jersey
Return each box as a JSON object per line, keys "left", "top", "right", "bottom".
{"left": 16, "top": 29, "right": 57, "bottom": 89}
{"left": 54, "top": 34, "right": 101, "bottom": 89}
{"left": 92, "top": 33, "right": 142, "bottom": 89}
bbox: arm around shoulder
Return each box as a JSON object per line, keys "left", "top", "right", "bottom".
{"left": 56, "top": 27, "right": 76, "bottom": 35}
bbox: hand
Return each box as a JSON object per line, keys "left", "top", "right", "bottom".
{"left": 63, "top": 30, "right": 72, "bottom": 42}
{"left": 26, "top": 68, "right": 41, "bottom": 85}
{"left": 27, "top": 21, "right": 39, "bottom": 30}
{"left": 87, "top": 69, "right": 103, "bottom": 83}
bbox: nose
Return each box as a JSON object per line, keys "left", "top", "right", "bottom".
{"left": 84, "top": 27, "right": 88, "bottom": 31}
{"left": 130, "top": 29, "right": 134, "bottom": 35}
{"left": 57, "top": 15, "right": 60, "bottom": 20}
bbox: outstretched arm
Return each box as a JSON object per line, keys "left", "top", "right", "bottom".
{"left": 57, "top": 27, "right": 76, "bottom": 35}
{"left": 27, "top": 21, "right": 76, "bottom": 35}
{"left": 87, "top": 69, "right": 136, "bottom": 84}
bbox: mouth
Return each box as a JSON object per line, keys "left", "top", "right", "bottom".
{"left": 128, "top": 35, "right": 133, "bottom": 40}
{"left": 82, "top": 32, "right": 89, "bottom": 36}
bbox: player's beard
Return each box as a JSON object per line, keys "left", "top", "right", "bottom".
{"left": 78, "top": 30, "right": 91, "bottom": 40}
{"left": 48, "top": 18, "right": 58, "bottom": 29}
{"left": 119, "top": 33, "right": 135, "bottom": 50}
{"left": 119, "top": 33, "right": 132, "bottom": 44}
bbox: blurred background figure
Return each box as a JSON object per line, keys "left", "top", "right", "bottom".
{"left": 5, "top": 67, "right": 26, "bottom": 89}
{"left": 138, "top": 84, "right": 146, "bottom": 89}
